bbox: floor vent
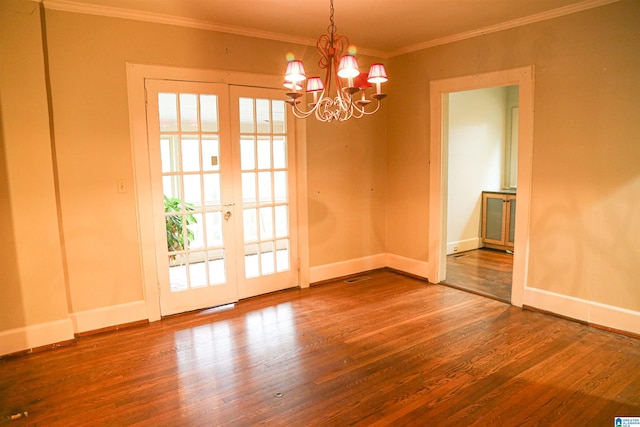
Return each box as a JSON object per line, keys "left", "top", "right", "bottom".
{"left": 343, "top": 276, "right": 371, "bottom": 284}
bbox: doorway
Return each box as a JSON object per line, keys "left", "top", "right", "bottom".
{"left": 441, "top": 86, "right": 518, "bottom": 302}
{"left": 127, "top": 64, "right": 310, "bottom": 322}
{"left": 428, "top": 67, "right": 534, "bottom": 307}
{"left": 145, "top": 80, "right": 299, "bottom": 316}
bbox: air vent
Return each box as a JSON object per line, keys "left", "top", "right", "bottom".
{"left": 343, "top": 276, "right": 371, "bottom": 284}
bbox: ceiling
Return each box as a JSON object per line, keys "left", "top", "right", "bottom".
{"left": 46, "top": 0, "right": 618, "bottom": 56}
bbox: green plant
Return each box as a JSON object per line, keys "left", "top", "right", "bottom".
{"left": 164, "top": 196, "right": 197, "bottom": 257}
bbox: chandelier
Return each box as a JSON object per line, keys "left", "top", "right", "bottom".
{"left": 283, "top": 0, "right": 388, "bottom": 122}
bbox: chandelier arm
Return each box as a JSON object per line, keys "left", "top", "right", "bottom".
{"left": 289, "top": 97, "right": 321, "bottom": 119}
{"left": 351, "top": 98, "right": 382, "bottom": 116}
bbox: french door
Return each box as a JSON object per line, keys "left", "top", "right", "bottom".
{"left": 146, "top": 80, "right": 298, "bottom": 316}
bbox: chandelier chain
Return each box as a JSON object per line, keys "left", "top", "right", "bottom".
{"left": 328, "top": 0, "right": 336, "bottom": 43}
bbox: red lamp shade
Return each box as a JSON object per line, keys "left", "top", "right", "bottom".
{"left": 306, "top": 76, "right": 324, "bottom": 93}
{"left": 367, "top": 63, "right": 388, "bottom": 84}
{"left": 337, "top": 55, "right": 360, "bottom": 79}
{"left": 284, "top": 60, "right": 307, "bottom": 83}
{"left": 354, "top": 72, "right": 372, "bottom": 89}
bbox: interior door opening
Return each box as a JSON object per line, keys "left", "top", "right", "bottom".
{"left": 428, "top": 66, "right": 534, "bottom": 307}
{"left": 441, "top": 86, "right": 518, "bottom": 303}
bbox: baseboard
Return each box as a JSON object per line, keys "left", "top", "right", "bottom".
{"left": 70, "top": 300, "right": 149, "bottom": 334}
{"left": 0, "top": 318, "right": 75, "bottom": 356}
{"left": 523, "top": 286, "right": 640, "bottom": 336}
{"left": 385, "top": 253, "right": 429, "bottom": 280}
{"left": 310, "top": 254, "right": 386, "bottom": 284}
{"left": 446, "top": 237, "right": 481, "bottom": 255}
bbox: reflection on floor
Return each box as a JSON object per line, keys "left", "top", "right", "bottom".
{"left": 442, "top": 248, "right": 513, "bottom": 303}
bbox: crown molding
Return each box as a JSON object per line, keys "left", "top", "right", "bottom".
{"left": 41, "top": 0, "right": 388, "bottom": 58}
{"left": 389, "top": 0, "right": 622, "bottom": 57}
{"left": 42, "top": 0, "right": 620, "bottom": 59}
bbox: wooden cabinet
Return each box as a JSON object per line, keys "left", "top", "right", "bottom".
{"left": 481, "top": 191, "right": 516, "bottom": 250}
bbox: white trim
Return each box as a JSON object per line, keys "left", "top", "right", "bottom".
{"left": 0, "top": 319, "right": 74, "bottom": 356}
{"left": 446, "top": 238, "right": 481, "bottom": 256}
{"left": 524, "top": 287, "right": 640, "bottom": 336}
{"left": 69, "top": 301, "right": 148, "bottom": 334}
{"left": 389, "top": 0, "right": 622, "bottom": 57}
{"left": 310, "top": 254, "right": 386, "bottom": 284}
{"left": 42, "top": 0, "right": 387, "bottom": 58}
{"left": 385, "top": 253, "right": 429, "bottom": 279}
{"left": 429, "top": 66, "right": 535, "bottom": 308}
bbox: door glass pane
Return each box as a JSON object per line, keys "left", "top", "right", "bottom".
{"left": 202, "top": 136, "right": 220, "bottom": 172}
{"left": 258, "top": 172, "right": 272, "bottom": 204}
{"left": 276, "top": 239, "right": 289, "bottom": 272}
{"left": 256, "top": 99, "right": 270, "bottom": 134}
{"left": 274, "top": 171, "right": 287, "bottom": 203}
{"left": 205, "top": 212, "right": 223, "bottom": 247}
{"left": 166, "top": 213, "right": 184, "bottom": 253}
{"left": 169, "top": 254, "right": 187, "bottom": 291}
{"left": 272, "top": 100, "right": 286, "bottom": 134}
{"left": 260, "top": 241, "right": 275, "bottom": 275}
{"left": 207, "top": 249, "right": 226, "bottom": 285}
{"left": 257, "top": 137, "right": 271, "bottom": 170}
{"left": 162, "top": 175, "right": 180, "bottom": 200}
{"left": 158, "top": 93, "right": 178, "bottom": 132}
{"left": 239, "top": 98, "right": 254, "bottom": 133}
{"left": 188, "top": 213, "right": 204, "bottom": 250}
{"left": 181, "top": 137, "right": 200, "bottom": 172}
{"left": 259, "top": 207, "right": 273, "bottom": 240}
{"left": 189, "top": 252, "right": 207, "bottom": 288}
{"left": 243, "top": 209, "right": 258, "bottom": 242}
{"left": 273, "top": 137, "right": 286, "bottom": 169}
{"left": 242, "top": 173, "right": 256, "bottom": 204}
{"left": 200, "top": 95, "right": 218, "bottom": 132}
{"left": 203, "top": 173, "right": 221, "bottom": 206}
{"left": 240, "top": 137, "right": 255, "bottom": 170}
{"left": 245, "top": 244, "right": 259, "bottom": 278}
{"left": 183, "top": 175, "right": 201, "bottom": 206}
{"left": 180, "top": 93, "right": 199, "bottom": 132}
{"left": 275, "top": 205, "right": 288, "bottom": 238}
{"left": 160, "top": 136, "right": 180, "bottom": 173}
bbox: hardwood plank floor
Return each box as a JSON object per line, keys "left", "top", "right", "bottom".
{"left": 2, "top": 270, "right": 639, "bottom": 426}
{"left": 443, "top": 248, "right": 513, "bottom": 302}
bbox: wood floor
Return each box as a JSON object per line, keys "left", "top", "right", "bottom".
{"left": 2, "top": 270, "right": 639, "bottom": 426}
{"left": 443, "top": 248, "right": 513, "bottom": 302}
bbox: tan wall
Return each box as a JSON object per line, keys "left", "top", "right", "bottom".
{"left": 306, "top": 115, "right": 387, "bottom": 266}
{"left": 0, "top": 1, "right": 69, "bottom": 330}
{"left": 40, "top": 11, "right": 386, "bottom": 314}
{"left": 387, "top": 0, "right": 640, "bottom": 311}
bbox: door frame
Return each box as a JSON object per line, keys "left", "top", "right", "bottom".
{"left": 428, "top": 66, "right": 534, "bottom": 307}
{"left": 126, "top": 63, "right": 310, "bottom": 321}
